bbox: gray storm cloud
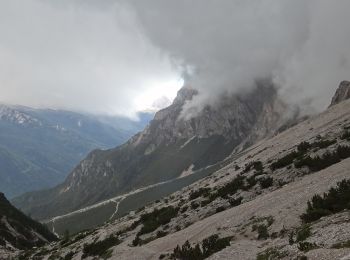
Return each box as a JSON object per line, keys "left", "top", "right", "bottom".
{"left": 0, "top": 0, "right": 349, "bottom": 118}
{"left": 0, "top": 0, "right": 179, "bottom": 118}
{"left": 125, "top": 0, "right": 350, "bottom": 116}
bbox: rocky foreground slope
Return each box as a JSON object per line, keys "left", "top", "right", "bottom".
{"left": 11, "top": 82, "right": 350, "bottom": 260}
{"left": 14, "top": 80, "right": 294, "bottom": 220}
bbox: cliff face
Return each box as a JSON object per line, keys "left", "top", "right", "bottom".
{"left": 330, "top": 80, "right": 350, "bottom": 107}
{"left": 13, "top": 81, "right": 292, "bottom": 220}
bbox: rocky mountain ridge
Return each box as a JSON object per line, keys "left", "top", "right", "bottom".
{"left": 13, "top": 80, "right": 295, "bottom": 220}
{"left": 12, "top": 81, "right": 350, "bottom": 260}
{"left": 330, "top": 80, "right": 350, "bottom": 106}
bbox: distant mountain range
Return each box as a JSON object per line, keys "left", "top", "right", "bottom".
{"left": 0, "top": 104, "right": 153, "bottom": 198}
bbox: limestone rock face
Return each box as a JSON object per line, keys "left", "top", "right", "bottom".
{"left": 330, "top": 80, "right": 350, "bottom": 107}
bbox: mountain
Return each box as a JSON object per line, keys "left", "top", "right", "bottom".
{"left": 0, "top": 105, "right": 152, "bottom": 198}
{"left": 330, "top": 80, "right": 350, "bottom": 106}
{"left": 13, "top": 80, "right": 295, "bottom": 220}
{"left": 18, "top": 82, "right": 350, "bottom": 260}
{"left": 0, "top": 192, "right": 56, "bottom": 258}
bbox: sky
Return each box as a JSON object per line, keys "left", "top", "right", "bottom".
{"left": 0, "top": 0, "right": 182, "bottom": 118}
{"left": 0, "top": 1, "right": 349, "bottom": 118}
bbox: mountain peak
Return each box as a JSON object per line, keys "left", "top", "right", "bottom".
{"left": 173, "top": 86, "right": 198, "bottom": 105}
{"left": 330, "top": 80, "right": 350, "bottom": 107}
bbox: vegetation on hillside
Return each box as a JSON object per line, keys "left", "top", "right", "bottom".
{"left": 171, "top": 234, "right": 232, "bottom": 260}
{"left": 132, "top": 206, "right": 179, "bottom": 246}
{"left": 82, "top": 235, "right": 120, "bottom": 259}
{"left": 301, "top": 179, "right": 350, "bottom": 223}
{"left": 295, "top": 145, "right": 350, "bottom": 171}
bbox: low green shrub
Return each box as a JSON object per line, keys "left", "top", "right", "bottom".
{"left": 244, "top": 161, "right": 263, "bottom": 173}
{"left": 341, "top": 130, "right": 350, "bottom": 140}
{"left": 256, "top": 224, "right": 269, "bottom": 240}
{"left": 259, "top": 177, "right": 273, "bottom": 189}
{"left": 216, "top": 175, "right": 245, "bottom": 198}
{"left": 189, "top": 188, "right": 211, "bottom": 200}
{"left": 138, "top": 206, "right": 179, "bottom": 235}
{"left": 63, "top": 252, "right": 74, "bottom": 260}
{"left": 331, "top": 240, "right": 350, "bottom": 249}
{"left": 190, "top": 201, "right": 200, "bottom": 210}
{"left": 246, "top": 175, "right": 258, "bottom": 189}
{"left": 297, "top": 142, "right": 312, "bottom": 153}
{"left": 228, "top": 197, "right": 242, "bottom": 207}
{"left": 298, "top": 242, "right": 318, "bottom": 252}
{"left": 171, "top": 234, "right": 231, "bottom": 260}
{"left": 295, "top": 145, "right": 350, "bottom": 171}
{"left": 200, "top": 199, "right": 212, "bottom": 207}
{"left": 296, "top": 225, "right": 311, "bottom": 242}
{"left": 270, "top": 151, "right": 303, "bottom": 170}
{"left": 82, "top": 235, "right": 120, "bottom": 259}
{"left": 301, "top": 179, "right": 350, "bottom": 223}
{"left": 256, "top": 247, "right": 287, "bottom": 260}
{"left": 180, "top": 205, "right": 189, "bottom": 213}
{"left": 312, "top": 139, "right": 336, "bottom": 149}
{"left": 156, "top": 230, "right": 168, "bottom": 238}
{"left": 215, "top": 206, "right": 225, "bottom": 213}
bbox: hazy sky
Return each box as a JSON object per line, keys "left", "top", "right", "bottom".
{"left": 0, "top": 1, "right": 349, "bottom": 117}
{"left": 0, "top": 0, "right": 182, "bottom": 118}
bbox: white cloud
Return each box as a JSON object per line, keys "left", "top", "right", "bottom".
{"left": 1, "top": 1, "right": 349, "bottom": 118}
{"left": 125, "top": 0, "right": 350, "bottom": 114}
{"left": 0, "top": 0, "right": 181, "bottom": 118}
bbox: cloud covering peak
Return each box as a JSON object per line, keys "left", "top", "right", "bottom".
{"left": 125, "top": 0, "right": 350, "bottom": 114}
{"left": 0, "top": 1, "right": 349, "bottom": 117}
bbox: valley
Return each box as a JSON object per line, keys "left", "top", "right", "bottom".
{"left": 44, "top": 155, "right": 236, "bottom": 236}
{"left": 0, "top": 105, "right": 152, "bottom": 198}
